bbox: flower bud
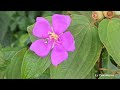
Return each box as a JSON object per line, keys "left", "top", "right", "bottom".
{"left": 114, "top": 11, "right": 120, "bottom": 16}
{"left": 103, "top": 11, "right": 114, "bottom": 18}
{"left": 92, "top": 11, "right": 104, "bottom": 21}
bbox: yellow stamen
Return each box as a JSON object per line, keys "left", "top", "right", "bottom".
{"left": 48, "top": 32, "right": 58, "bottom": 41}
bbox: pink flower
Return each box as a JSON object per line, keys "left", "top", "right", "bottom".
{"left": 30, "top": 14, "right": 75, "bottom": 66}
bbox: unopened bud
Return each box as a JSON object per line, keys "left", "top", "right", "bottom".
{"left": 114, "top": 11, "right": 120, "bottom": 16}
{"left": 92, "top": 11, "right": 104, "bottom": 21}
{"left": 103, "top": 11, "right": 114, "bottom": 19}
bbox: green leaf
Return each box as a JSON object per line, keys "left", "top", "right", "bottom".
{"left": 42, "top": 11, "right": 55, "bottom": 17}
{"left": 0, "top": 12, "right": 11, "bottom": 46}
{"left": 0, "top": 47, "right": 20, "bottom": 69}
{"left": 85, "top": 67, "right": 96, "bottom": 79}
{"left": 0, "top": 50, "right": 5, "bottom": 79}
{"left": 27, "top": 24, "right": 38, "bottom": 42}
{"left": 101, "top": 48, "right": 120, "bottom": 79}
{"left": 68, "top": 14, "right": 90, "bottom": 36}
{"left": 17, "top": 16, "right": 28, "bottom": 31}
{"left": 98, "top": 18, "right": 120, "bottom": 66}
{"left": 1, "top": 47, "right": 21, "bottom": 61}
{"left": 76, "top": 11, "right": 93, "bottom": 22}
{"left": 50, "top": 14, "right": 102, "bottom": 79}
{"left": 42, "top": 11, "right": 62, "bottom": 17}
{"left": 38, "top": 68, "right": 50, "bottom": 79}
{"left": 99, "top": 75, "right": 115, "bottom": 79}
{"left": 0, "top": 44, "right": 2, "bottom": 49}
{"left": 21, "top": 50, "right": 51, "bottom": 79}
{"left": 0, "top": 52, "right": 5, "bottom": 66}
{"left": 102, "top": 49, "right": 109, "bottom": 69}
{"left": 102, "top": 49, "right": 119, "bottom": 72}
{"left": 19, "top": 34, "right": 29, "bottom": 47}
{"left": 63, "top": 11, "right": 93, "bottom": 22}
{"left": 0, "top": 47, "right": 21, "bottom": 79}
{"left": 6, "top": 48, "right": 27, "bottom": 79}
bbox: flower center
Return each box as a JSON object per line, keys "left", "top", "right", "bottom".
{"left": 48, "top": 32, "right": 59, "bottom": 41}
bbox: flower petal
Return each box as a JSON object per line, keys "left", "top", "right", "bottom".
{"left": 32, "top": 17, "right": 52, "bottom": 38}
{"left": 52, "top": 14, "right": 71, "bottom": 34}
{"left": 51, "top": 44, "right": 68, "bottom": 66}
{"left": 30, "top": 39, "right": 52, "bottom": 57}
{"left": 60, "top": 31, "right": 75, "bottom": 52}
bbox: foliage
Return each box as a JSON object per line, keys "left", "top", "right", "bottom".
{"left": 0, "top": 11, "right": 120, "bottom": 79}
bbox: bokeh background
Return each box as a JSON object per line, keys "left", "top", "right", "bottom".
{"left": 0, "top": 11, "right": 62, "bottom": 48}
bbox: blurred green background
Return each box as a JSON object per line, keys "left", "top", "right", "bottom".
{"left": 0, "top": 11, "right": 62, "bottom": 48}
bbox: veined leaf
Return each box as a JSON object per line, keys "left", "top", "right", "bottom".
{"left": 26, "top": 14, "right": 102, "bottom": 79}
{"left": 99, "top": 18, "right": 120, "bottom": 67}
{"left": 21, "top": 50, "right": 51, "bottom": 79}
{"left": 0, "top": 47, "right": 21, "bottom": 79}
{"left": 63, "top": 11, "right": 93, "bottom": 22}
{"left": 50, "top": 14, "right": 102, "bottom": 79}
{"left": 6, "top": 48, "right": 27, "bottom": 79}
